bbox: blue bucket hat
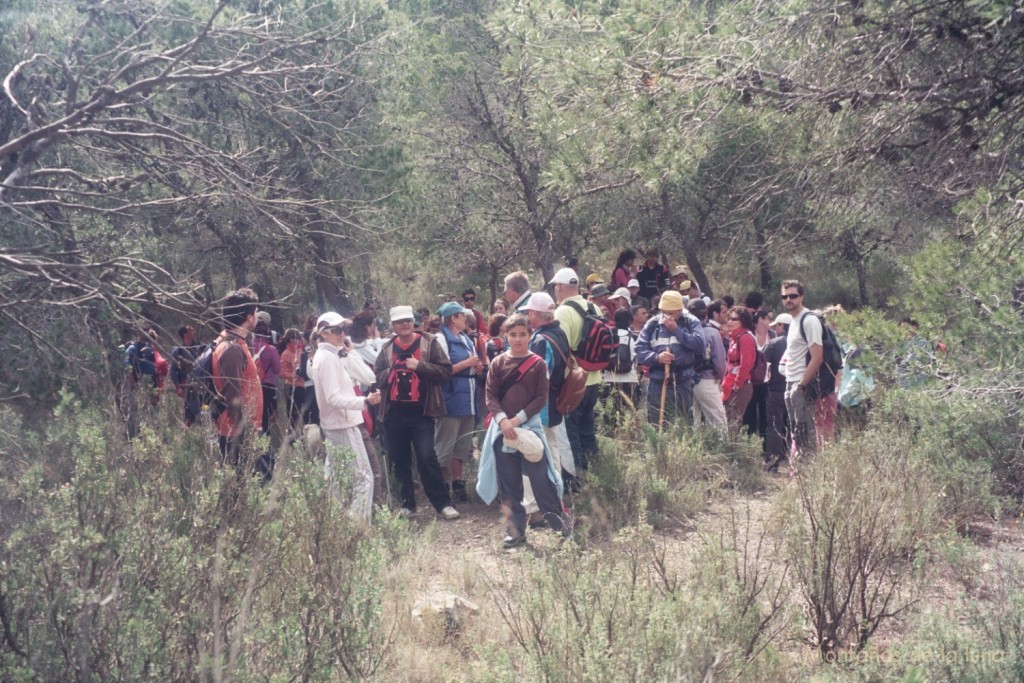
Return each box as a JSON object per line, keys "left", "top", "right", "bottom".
{"left": 437, "top": 301, "right": 465, "bottom": 318}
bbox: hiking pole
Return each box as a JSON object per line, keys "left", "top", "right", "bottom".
{"left": 658, "top": 362, "right": 670, "bottom": 432}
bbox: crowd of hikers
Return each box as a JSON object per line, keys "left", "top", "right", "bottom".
{"left": 122, "top": 248, "right": 931, "bottom": 548}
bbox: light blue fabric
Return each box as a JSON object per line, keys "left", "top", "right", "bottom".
{"left": 839, "top": 368, "right": 874, "bottom": 407}
{"left": 475, "top": 413, "right": 563, "bottom": 505}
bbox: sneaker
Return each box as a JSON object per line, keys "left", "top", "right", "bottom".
{"left": 439, "top": 505, "right": 460, "bottom": 520}
{"left": 397, "top": 508, "right": 413, "bottom": 519}
{"left": 503, "top": 534, "right": 526, "bottom": 549}
{"left": 451, "top": 480, "right": 469, "bottom": 503}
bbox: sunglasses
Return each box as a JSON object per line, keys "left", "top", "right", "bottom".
{"left": 781, "top": 293, "right": 800, "bottom": 300}
{"left": 729, "top": 316, "right": 740, "bottom": 321}
{"left": 463, "top": 295, "right": 475, "bottom": 302}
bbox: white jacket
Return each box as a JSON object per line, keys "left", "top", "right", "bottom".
{"left": 311, "top": 342, "right": 366, "bottom": 432}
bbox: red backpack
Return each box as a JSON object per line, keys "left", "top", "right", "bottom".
{"left": 564, "top": 300, "right": 618, "bottom": 372}
{"left": 387, "top": 336, "right": 423, "bottom": 403}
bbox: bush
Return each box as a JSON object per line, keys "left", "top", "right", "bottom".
{"left": 579, "top": 411, "right": 764, "bottom": 537}
{"left": 845, "top": 554, "right": 1024, "bottom": 682}
{"left": 778, "top": 429, "right": 940, "bottom": 658}
{"left": 871, "top": 390, "right": 1008, "bottom": 527}
{"left": 0, "top": 393, "right": 410, "bottom": 681}
{"left": 479, "top": 524, "right": 791, "bottom": 681}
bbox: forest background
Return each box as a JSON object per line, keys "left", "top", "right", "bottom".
{"left": 2, "top": 0, "right": 1024, "bottom": 680}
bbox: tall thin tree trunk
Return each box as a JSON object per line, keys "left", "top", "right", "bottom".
{"left": 661, "top": 186, "right": 713, "bottom": 297}
{"left": 487, "top": 263, "right": 500, "bottom": 315}
{"left": 856, "top": 258, "right": 870, "bottom": 306}
{"left": 754, "top": 217, "right": 773, "bottom": 291}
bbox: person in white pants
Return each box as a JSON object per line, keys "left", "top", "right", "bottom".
{"left": 310, "top": 312, "right": 381, "bottom": 522}
{"left": 687, "top": 299, "right": 728, "bottom": 432}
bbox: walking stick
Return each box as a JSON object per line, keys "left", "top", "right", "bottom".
{"left": 658, "top": 362, "right": 670, "bottom": 432}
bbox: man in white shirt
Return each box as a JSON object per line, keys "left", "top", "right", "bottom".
{"left": 781, "top": 280, "right": 823, "bottom": 458}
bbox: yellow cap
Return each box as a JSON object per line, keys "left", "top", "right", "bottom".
{"left": 659, "top": 290, "right": 685, "bottom": 311}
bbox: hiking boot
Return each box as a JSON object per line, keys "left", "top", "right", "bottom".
{"left": 451, "top": 479, "right": 469, "bottom": 503}
{"left": 439, "top": 505, "right": 460, "bottom": 520}
{"left": 527, "top": 511, "right": 547, "bottom": 529}
{"left": 503, "top": 534, "right": 526, "bottom": 549}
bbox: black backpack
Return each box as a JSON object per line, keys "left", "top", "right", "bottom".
{"left": 799, "top": 312, "right": 844, "bottom": 397}
{"left": 746, "top": 331, "right": 768, "bottom": 385}
{"left": 609, "top": 329, "right": 635, "bottom": 374}
{"left": 295, "top": 346, "right": 311, "bottom": 382}
{"left": 564, "top": 300, "right": 618, "bottom": 372}
{"left": 191, "top": 341, "right": 226, "bottom": 420}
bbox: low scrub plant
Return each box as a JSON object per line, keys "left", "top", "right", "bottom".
{"left": 479, "top": 524, "right": 791, "bottom": 681}
{"left": 779, "top": 429, "right": 940, "bottom": 658}
{"left": 581, "top": 409, "right": 764, "bottom": 536}
{"left": 0, "top": 393, "right": 410, "bottom": 681}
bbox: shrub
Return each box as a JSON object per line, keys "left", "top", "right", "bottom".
{"left": 479, "top": 524, "right": 791, "bottom": 681}
{"left": 778, "top": 430, "right": 940, "bottom": 657}
{"left": 0, "top": 393, "right": 409, "bottom": 681}
{"left": 579, "top": 413, "right": 764, "bottom": 537}
{"left": 847, "top": 555, "right": 1024, "bottom": 682}
{"left": 872, "top": 390, "right": 1007, "bottom": 527}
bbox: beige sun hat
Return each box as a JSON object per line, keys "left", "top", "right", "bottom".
{"left": 505, "top": 428, "right": 544, "bottom": 462}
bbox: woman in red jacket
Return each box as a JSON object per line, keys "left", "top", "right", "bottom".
{"left": 721, "top": 307, "right": 757, "bottom": 427}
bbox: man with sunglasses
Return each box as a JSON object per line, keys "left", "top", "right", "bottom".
{"left": 781, "top": 280, "right": 822, "bottom": 460}
{"left": 462, "top": 288, "right": 486, "bottom": 333}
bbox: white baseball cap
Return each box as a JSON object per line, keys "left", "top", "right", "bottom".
{"left": 316, "top": 312, "right": 346, "bottom": 330}
{"left": 609, "top": 287, "right": 632, "bottom": 302}
{"left": 774, "top": 313, "right": 793, "bottom": 326}
{"left": 548, "top": 268, "right": 579, "bottom": 286}
{"left": 524, "top": 291, "right": 555, "bottom": 312}
{"left": 627, "top": 278, "right": 640, "bottom": 288}
{"left": 389, "top": 305, "right": 415, "bottom": 322}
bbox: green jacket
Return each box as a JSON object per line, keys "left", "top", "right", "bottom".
{"left": 374, "top": 332, "right": 453, "bottom": 421}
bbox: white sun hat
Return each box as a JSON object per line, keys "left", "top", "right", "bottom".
{"left": 505, "top": 428, "right": 544, "bottom": 462}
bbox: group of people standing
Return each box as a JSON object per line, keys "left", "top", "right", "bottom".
{"left": 138, "top": 249, "right": 857, "bottom": 547}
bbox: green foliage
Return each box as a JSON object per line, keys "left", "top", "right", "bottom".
{"left": 580, "top": 410, "right": 764, "bottom": 536}
{"left": 479, "top": 524, "right": 791, "bottom": 681}
{"left": 779, "top": 429, "right": 940, "bottom": 656}
{"left": 841, "top": 554, "right": 1024, "bottom": 682}
{"left": 871, "top": 390, "right": 1010, "bottom": 524}
{"left": 0, "top": 394, "right": 410, "bottom": 680}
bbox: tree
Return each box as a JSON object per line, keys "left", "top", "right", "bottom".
{"left": 385, "top": 1, "right": 635, "bottom": 284}
{"left": 0, "top": 0, "right": 397, "bottom": 397}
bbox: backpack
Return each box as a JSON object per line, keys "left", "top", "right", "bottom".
{"left": 692, "top": 323, "right": 716, "bottom": 376}
{"left": 539, "top": 334, "right": 588, "bottom": 415}
{"left": 564, "top": 300, "right": 618, "bottom": 372}
{"left": 799, "top": 312, "right": 844, "bottom": 397}
{"left": 127, "top": 342, "right": 157, "bottom": 379}
{"left": 295, "top": 346, "right": 311, "bottom": 382}
{"left": 252, "top": 344, "right": 267, "bottom": 383}
{"left": 192, "top": 341, "right": 225, "bottom": 420}
{"left": 609, "top": 329, "right": 635, "bottom": 374}
{"left": 746, "top": 331, "right": 768, "bottom": 385}
{"left": 486, "top": 336, "right": 505, "bottom": 361}
{"left": 387, "top": 336, "right": 423, "bottom": 403}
